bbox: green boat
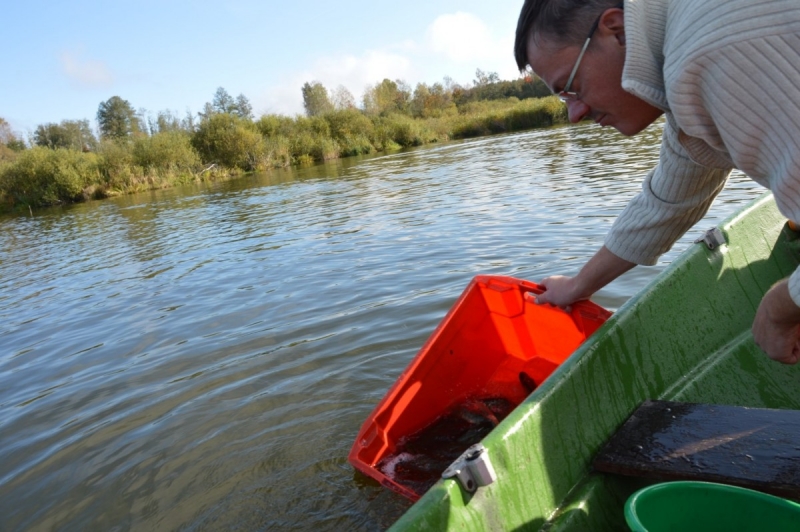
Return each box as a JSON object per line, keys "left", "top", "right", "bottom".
{"left": 390, "top": 193, "right": 800, "bottom": 531}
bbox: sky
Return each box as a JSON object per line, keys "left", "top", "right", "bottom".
{"left": 2, "top": 0, "right": 526, "bottom": 136}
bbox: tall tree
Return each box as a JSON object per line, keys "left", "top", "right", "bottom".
{"left": 212, "top": 87, "right": 237, "bottom": 114}
{"left": 200, "top": 88, "right": 253, "bottom": 120}
{"left": 0, "top": 117, "right": 25, "bottom": 160}
{"left": 97, "top": 96, "right": 139, "bottom": 139}
{"left": 183, "top": 109, "right": 196, "bottom": 132}
{"left": 362, "top": 79, "right": 411, "bottom": 116}
{"left": 198, "top": 102, "right": 216, "bottom": 121}
{"left": 0, "top": 117, "right": 25, "bottom": 151}
{"left": 156, "top": 110, "right": 182, "bottom": 133}
{"left": 234, "top": 94, "right": 253, "bottom": 120}
{"left": 301, "top": 81, "right": 333, "bottom": 116}
{"left": 331, "top": 85, "right": 356, "bottom": 110}
{"left": 411, "top": 82, "right": 453, "bottom": 118}
{"left": 34, "top": 119, "right": 97, "bottom": 151}
{"left": 473, "top": 69, "right": 500, "bottom": 87}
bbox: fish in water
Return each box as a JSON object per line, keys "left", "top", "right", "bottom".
{"left": 377, "top": 396, "right": 516, "bottom": 496}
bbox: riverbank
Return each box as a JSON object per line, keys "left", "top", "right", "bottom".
{"left": 0, "top": 96, "right": 566, "bottom": 213}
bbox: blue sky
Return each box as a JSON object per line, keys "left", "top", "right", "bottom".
{"left": 2, "top": 0, "right": 525, "bottom": 135}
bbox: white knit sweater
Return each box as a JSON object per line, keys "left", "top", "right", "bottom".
{"left": 606, "top": 0, "right": 800, "bottom": 304}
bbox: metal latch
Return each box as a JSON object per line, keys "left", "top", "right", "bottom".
{"left": 694, "top": 227, "right": 726, "bottom": 250}
{"left": 441, "top": 443, "right": 496, "bottom": 494}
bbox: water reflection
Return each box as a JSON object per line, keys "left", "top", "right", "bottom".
{"left": 0, "top": 121, "right": 765, "bottom": 531}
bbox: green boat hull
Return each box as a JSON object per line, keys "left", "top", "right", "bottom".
{"left": 390, "top": 194, "right": 800, "bottom": 531}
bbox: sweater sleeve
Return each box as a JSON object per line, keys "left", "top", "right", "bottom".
{"left": 604, "top": 117, "right": 731, "bottom": 265}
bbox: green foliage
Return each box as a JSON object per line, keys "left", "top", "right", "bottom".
{"left": 453, "top": 75, "right": 551, "bottom": 106}
{"left": 97, "top": 139, "right": 136, "bottom": 189}
{"left": 363, "top": 79, "right": 411, "bottom": 116}
{"left": 473, "top": 68, "right": 501, "bottom": 86}
{"left": 0, "top": 144, "right": 16, "bottom": 164}
{"left": 5, "top": 138, "right": 26, "bottom": 152}
{"left": 141, "top": 110, "right": 185, "bottom": 135}
{"left": 290, "top": 131, "right": 339, "bottom": 162}
{"left": 0, "top": 117, "right": 26, "bottom": 154}
{"left": 324, "top": 109, "right": 376, "bottom": 156}
{"left": 1, "top": 75, "right": 567, "bottom": 212}
{"left": 265, "top": 135, "right": 292, "bottom": 167}
{"left": 132, "top": 131, "right": 200, "bottom": 174}
{"left": 302, "top": 81, "right": 334, "bottom": 117}
{"left": 330, "top": 85, "right": 357, "bottom": 110}
{"left": 502, "top": 96, "right": 567, "bottom": 130}
{"left": 97, "top": 96, "right": 140, "bottom": 139}
{"left": 205, "top": 87, "right": 254, "bottom": 120}
{"left": 212, "top": 87, "right": 237, "bottom": 114}
{"left": 293, "top": 115, "right": 331, "bottom": 138}
{"left": 447, "top": 96, "right": 567, "bottom": 138}
{"left": 191, "top": 113, "right": 268, "bottom": 171}
{"left": 255, "top": 114, "right": 296, "bottom": 138}
{"left": 34, "top": 119, "right": 97, "bottom": 151}
{"left": 411, "top": 82, "right": 457, "bottom": 118}
{"left": 235, "top": 94, "right": 253, "bottom": 120}
{"left": 377, "top": 114, "right": 441, "bottom": 147}
{"left": 0, "top": 147, "right": 101, "bottom": 207}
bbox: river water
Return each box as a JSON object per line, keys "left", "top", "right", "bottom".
{"left": 0, "top": 121, "right": 765, "bottom": 531}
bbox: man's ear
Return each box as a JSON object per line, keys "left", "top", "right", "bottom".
{"left": 599, "top": 8, "right": 626, "bottom": 46}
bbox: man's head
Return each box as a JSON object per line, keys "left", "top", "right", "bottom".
{"left": 514, "top": 0, "right": 663, "bottom": 136}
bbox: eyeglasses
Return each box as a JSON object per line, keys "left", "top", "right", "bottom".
{"left": 557, "top": 12, "right": 603, "bottom": 102}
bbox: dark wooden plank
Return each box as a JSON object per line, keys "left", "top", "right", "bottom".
{"left": 592, "top": 400, "right": 800, "bottom": 500}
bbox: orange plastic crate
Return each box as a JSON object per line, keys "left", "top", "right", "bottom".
{"left": 348, "top": 275, "right": 612, "bottom": 500}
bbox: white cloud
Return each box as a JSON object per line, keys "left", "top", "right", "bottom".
{"left": 425, "top": 12, "right": 518, "bottom": 80}
{"left": 427, "top": 12, "right": 495, "bottom": 62}
{"left": 254, "top": 11, "right": 520, "bottom": 116}
{"left": 60, "top": 50, "right": 114, "bottom": 88}
{"left": 256, "top": 49, "right": 413, "bottom": 116}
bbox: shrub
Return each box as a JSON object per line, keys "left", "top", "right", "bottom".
{"left": 256, "top": 114, "right": 296, "bottom": 138}
{"left": 0, "top": 147, "right": 101, "bottom": 207}
{"left": 192, "top": 113, "right": 267, "bottom": 171}
{"left": 381, "top": 114, "right": 441, "bottom": 147}
{"left": 292, "top": 115, "right": 331, "bottom": 138}
{"left": 132, "top": 131, "right": 200, "bottom": 174}
{"left": 97, "top": 140, "right": 136, "bottom": 189}
{"left": 504, "top": 96, "right": 567, "bottom": 130}
{"left": 265, "top": 135, "right": 292, "bottom": 167}
{"left": 447, "top": 96, "right": 567, "bottom": 139}
{"left": 337, "top": 134, "right": 375, "bottom": 157}
{"left": 290, "top": 131, "right": 340, "bottom": 162}
{"left": 0, "top": 143, "right": 18, "bottom": 164}
{"left": 324, "top": 109, "right": 374, "bottom": 139}
{"left": 368, "top": 120, "right": 402, "bottom": 152}
{"left": 324, "top": 109, "right": 376, "bottom": 156}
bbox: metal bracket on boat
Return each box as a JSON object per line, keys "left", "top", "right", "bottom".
{"left": 694, "top": 227, "right": 726, "bottom": 250}
{"left": 441, "top": 443, "right": 496, "bottom": 494}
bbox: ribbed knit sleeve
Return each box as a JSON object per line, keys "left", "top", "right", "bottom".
{"left": 604, "top": 118, "right": 730, "bottom": 265}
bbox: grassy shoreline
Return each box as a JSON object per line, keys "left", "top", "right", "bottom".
{"left": 0, "top": 96, "right": 566, "bottom": 213}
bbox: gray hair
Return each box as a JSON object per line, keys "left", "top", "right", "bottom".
{"left": 514, "top": 0, "right": 621, "bottom": 71}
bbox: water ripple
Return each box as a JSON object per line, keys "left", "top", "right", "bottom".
{"left": 0, "top": 122, "right": 766, "bottom": 530}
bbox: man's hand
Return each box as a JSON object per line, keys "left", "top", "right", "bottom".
{"left": 534, "top": 246, "right": 636, "bottom": 308}
{"left": 753, "top": 279, "right": 800, "bottom": 364}
{"left": 535, "top": 275, "right": 580, "bottom": 308}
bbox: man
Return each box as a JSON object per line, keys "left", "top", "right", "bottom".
{"left": 514, "top": 0, "right": 800, "bottom": 363}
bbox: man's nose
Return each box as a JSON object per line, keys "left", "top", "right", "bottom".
{"left": 567, "top": 100, "right": 590, "bottom": 123}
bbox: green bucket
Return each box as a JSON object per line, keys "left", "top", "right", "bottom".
{"left": 625, "top": 481, "right": 800, "bottom": 532}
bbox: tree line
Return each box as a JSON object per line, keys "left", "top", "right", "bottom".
{"left": 0, "top": 71, "right": 563, "bottom": 212}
